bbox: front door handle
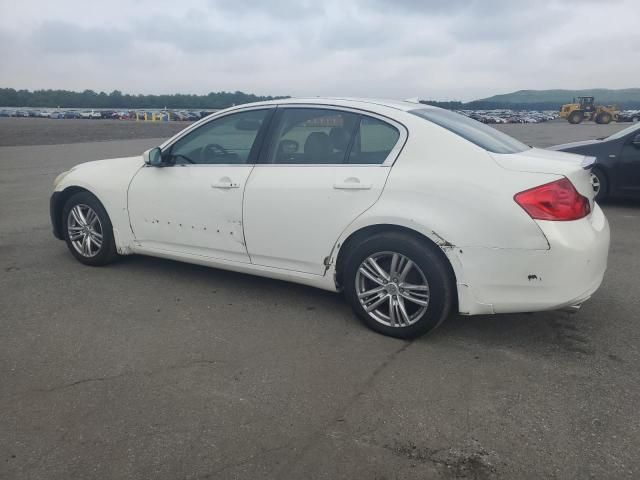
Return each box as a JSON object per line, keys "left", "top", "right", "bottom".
{"left": 212, "top": 177, "right": 240, "bottom": 189}
{"left": 333, "top": 177, "right": 372, "bottom": 190}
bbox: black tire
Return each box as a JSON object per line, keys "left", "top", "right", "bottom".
{"left": 568, "top": 111, "right": 583, "bottom": 124}
{"left": 595, "top": 112, "right": 612, "bottom": 125}
{"left": 62, "top": 191, "right": 119, "bottom": 266}
{"left": 343, "top": 232, "right": 455, "bottom": 339}
{"left": 591, "top": 168, "right": 608, "bottom": 202}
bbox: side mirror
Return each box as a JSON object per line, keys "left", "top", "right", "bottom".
{"left": 144, "top": 147, "right": 164, "bottom": 166}
{"left": 633, "top": 133, "right": 640, "bottom": 148}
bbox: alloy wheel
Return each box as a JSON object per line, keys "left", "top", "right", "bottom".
{"left": 590, "top": 172, "right": 601, "bottom": 195}
{"left": 67, "top": 204, "right": 103, "bottom": 257}
{"left": 355, "top": 251, "right": 430, "bottom": 328}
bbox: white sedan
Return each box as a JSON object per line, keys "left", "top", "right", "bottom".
{"left": 50, "top": 98, "right": 610, "bottom": 338}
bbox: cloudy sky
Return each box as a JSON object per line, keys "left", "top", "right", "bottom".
{"left": 0, "top": 0, "right": 637, "bottom": 101}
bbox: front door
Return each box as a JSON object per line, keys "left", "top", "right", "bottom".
{"left": 243, "top": 107, "right": 405, "bottom": 274}
{"left": 127, "top": 108, "right": 272, "bottom": 262}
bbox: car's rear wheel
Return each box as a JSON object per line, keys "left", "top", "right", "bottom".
{"left": 343, "top": 232, "right": 455, "bottom": 339}
{"left": 62, "top": 191, "right": 119, "bottom": 266}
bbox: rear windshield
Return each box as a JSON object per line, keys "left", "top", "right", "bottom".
{"left": 410, "top": 108, "right": 531, "bottom": 154}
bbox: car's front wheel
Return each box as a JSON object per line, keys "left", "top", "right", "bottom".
{"left": 568, "top": 111, "right": 583, "bottom": 124}
{"left": 62, "top": 191, "right": 119, "bottom": 266}
{"left": 343, "top": 232, "right": 455, "bottom": 339}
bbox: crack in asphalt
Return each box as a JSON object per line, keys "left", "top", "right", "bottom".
{"left": 195, "top": 442, "right": 296, "bottom": 479}
{"left": 273, "top": 340, "right": 413, "bottom": 478}
{"left": 10, "top": 358, "right": 225, "bottom": 398}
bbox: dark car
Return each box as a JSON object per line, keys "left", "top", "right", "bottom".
{"left": 549, "top": 123, "right": 640, "bottom": 201}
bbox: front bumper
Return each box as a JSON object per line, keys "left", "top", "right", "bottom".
{"left": 453, "top": 204, "right": 610, "bottom": 315}
{"left": 50, "top": 192, "right": 64, "bottom": 240}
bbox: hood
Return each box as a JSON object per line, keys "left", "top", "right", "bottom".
{"left": 70, "top": 155, "right": 144, "bottom": 171}
{"left": 547, "top": 139, "right": 601, "bottom": 151}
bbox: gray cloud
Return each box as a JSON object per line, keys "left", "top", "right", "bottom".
{"left": 32, "top": 21, "right": 131, "bottom": 54}
{"left": 0, "top": 0, "right": 637, "bottom": 100}
{"left": 209, "top": 0, "right": 322, "bottom": 18}
{"left": 136, "top": 13, "right": 276, "bottom": 53}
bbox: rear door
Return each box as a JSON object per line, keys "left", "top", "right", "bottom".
{"left": 242, "top": 106, "right": 406, "bottom": 274}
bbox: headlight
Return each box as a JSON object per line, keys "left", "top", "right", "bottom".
{"left": 53, "top": 170, "right": 69, "bottom": 187}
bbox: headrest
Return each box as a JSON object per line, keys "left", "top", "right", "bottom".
{"left": 304, "top": 132, "right": 332, "bottom": 162}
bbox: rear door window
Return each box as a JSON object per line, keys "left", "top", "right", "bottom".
{"left": 264, "top": 108, "right": 401, "bottom": 165}
{"left": 265, "top": 108, "right": 359, "bottom": 164}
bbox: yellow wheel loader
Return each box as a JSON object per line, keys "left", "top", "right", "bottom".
{"left": 559, "top": 96, "right": 619, "bottom": 124}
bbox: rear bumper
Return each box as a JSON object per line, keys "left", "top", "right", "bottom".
{"left": 50, "top": 192, "right": 64, "bottom": 240}
{"left": 453, "top": 204, "right": 610, "bottom": 315}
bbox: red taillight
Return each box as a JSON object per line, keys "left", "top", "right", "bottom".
{"left": 514, "top": 177, "right": 591, "bottom": 221}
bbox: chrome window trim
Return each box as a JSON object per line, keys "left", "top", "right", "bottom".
{"left": 157, "top": 103, "right": 408, "bottom": 168}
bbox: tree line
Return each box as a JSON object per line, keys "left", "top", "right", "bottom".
{"left": 0, "top": 88, "right": 288, "bottom": 109}
{"left": 3, "top": 87, "right": 638, "bottom": 111}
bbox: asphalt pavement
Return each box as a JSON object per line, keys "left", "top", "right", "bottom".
{"left": 1, "top": 121, "right": 639, "bottom": 479}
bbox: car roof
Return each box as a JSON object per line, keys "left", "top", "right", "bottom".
{"left": 233, "top": 97, "right": 438, "bottom": 113}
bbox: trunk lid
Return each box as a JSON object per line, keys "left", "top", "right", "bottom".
{"left": 490, "top": 148, "right": 595, "bottom": 201}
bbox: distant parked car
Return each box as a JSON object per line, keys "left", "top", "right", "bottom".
{"left": 550, "top": 123, "right": 640, "bottom": 201}
{"left": 0, "top": 110, "right": 11, "bottom": 117}
{"left": 16, "top": 110, "right": 29, "bottom": 117}
{"left": 100, "top": 110, "right": 115, "bottom": 119}
{"left": 64, "top": 111, "right": 81, "bottom": 119}
{"left": 79, "top": 110, "right": 101, "bottom": 119}
{"left": 172, "top": 111, "right": 189, "bottom": 121}
{"left": 617, "top": 110, "right": 640, "bottom": 123}
{"left": 49, "top": 111, "right": 64, "bottom": 119}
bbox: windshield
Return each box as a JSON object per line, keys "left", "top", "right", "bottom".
{"left": 605, "top": 122, "right": 640, "bottom": 141}
{"left": 410, "top": 108, "right": 531, "bottom": 154}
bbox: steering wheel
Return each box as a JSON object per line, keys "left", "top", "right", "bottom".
{"left": 201, "top": 143, "right": 230, "bottom": 162}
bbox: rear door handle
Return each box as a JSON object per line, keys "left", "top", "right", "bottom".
{"left": 333, "top": 177, "right": 372, "bottom": 190}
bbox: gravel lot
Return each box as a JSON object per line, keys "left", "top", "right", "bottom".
{"left": 1, "top": 118, "right": 639, "bottom": 479}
